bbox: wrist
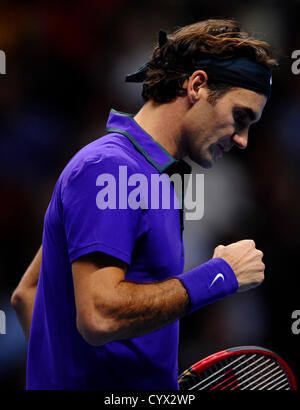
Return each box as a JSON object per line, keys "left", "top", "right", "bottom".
{"left": 176, "top": 257, "right": 239, "bottom": 313}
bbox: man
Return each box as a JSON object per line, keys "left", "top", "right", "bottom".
{"left": 11, "top": 19, "right": 276, "bottom": 390}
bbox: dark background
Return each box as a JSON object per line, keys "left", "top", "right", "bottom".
{"left": 0, "top": 0, "right": 299, "bottom": 389}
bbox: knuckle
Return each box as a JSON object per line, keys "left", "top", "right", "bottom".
{"left": 256, "top": 249, "right": 264, "bottom": 258}
{"left": 244, "top": 239, "right": 255, "bottom": 247}
{"left": 215, "top": 244, "right": 224, "bottom": 250}
{"left": 255, "top": 274, "right": 264, "bottom": 285}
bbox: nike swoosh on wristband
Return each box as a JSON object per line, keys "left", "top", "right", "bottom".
{"left": 209, "top": 273, "right": 225, "bottom": 288}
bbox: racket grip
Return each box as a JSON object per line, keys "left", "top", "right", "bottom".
{"left": 176, "top": 258, "right": 238, "bottom": 313}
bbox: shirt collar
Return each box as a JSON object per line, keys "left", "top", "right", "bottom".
{"left": 106, "top": 109, "right": 192, "bottom": 176}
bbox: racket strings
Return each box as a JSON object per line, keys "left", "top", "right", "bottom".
{"left": 180, "top": 353, "right": 292, "bottom": 390}
{"left": 179, "top": 354, "right": 247, "bottom": 390}
{"left": 233, "top": 355, "right": 290, "bottom": 390}
{"left": 240, "top": 359, "right": 289, "bottom": 390}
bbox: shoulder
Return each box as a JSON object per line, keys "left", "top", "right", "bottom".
{"left": 60, "top": 133, "right": 145, "bottom": 193}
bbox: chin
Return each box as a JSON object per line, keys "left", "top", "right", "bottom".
{"left": 189, "top": 153, "right": 214, "bottom": 169}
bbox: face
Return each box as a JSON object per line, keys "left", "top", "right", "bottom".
{"left": 182, "top": 85, "right": 267, "bottom": 168}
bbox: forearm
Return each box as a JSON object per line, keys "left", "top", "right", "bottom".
{"left": 11, "top": 245, "right": 42, "bottom": 340}
{"left": 11, "top": 286, "right": 37, "bottom": 340}
{"left": 105, "top": 278, "right": 189, "bottom": 341}
{"left": 90, "top": 258, "right": 239, "bottom": 346}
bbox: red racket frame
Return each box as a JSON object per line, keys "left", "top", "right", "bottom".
{"left": 182, "top": 346, "right": 297, "bottom": 390}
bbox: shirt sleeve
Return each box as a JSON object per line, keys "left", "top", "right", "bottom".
{"left": 61, "top": 155, "right": 143, "bottom": 265}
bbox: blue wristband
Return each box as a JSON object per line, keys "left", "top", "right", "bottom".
{"left": 176, "top": 258, "right": 239, "bottom": 313}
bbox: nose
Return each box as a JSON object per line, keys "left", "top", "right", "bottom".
{"left": 232, "top": 130, "right": 248, "bottom": 150}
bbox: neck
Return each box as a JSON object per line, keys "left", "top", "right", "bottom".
{"left": 133, "top": 98, "right": 188, "bottom": 159}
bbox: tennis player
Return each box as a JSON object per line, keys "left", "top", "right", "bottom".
{"left": 11, "top": 19, "right": 276, "bottom": 390}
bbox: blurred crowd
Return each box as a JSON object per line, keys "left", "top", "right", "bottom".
{"left": 0, "top": 0, "right": 299, "bottom": 389}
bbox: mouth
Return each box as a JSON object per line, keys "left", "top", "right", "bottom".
{"left": 218, "top": 143, "right": 232, "bottom": 153}
{"left": 209, "top": 139, "right": 233, "bottom": 161}
{"left": 214, "top": 144, "right": 223, "bottom": 159}
{"left": 212, "top": 142, "right": 232, "bottom": 160}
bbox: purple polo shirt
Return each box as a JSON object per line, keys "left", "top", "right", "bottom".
{"left": 27, "top": 109, "right": 238, "bottom": 390}
{"left": 27, "top": 109, "right": 189, "bottom": 390}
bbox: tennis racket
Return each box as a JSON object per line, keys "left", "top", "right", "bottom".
{"left": 178, "top": 346, "right": 297, "bottom": 390}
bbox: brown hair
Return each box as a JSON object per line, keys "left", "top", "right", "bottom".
{"left": 142, "top": 19, "right": 278, "bottom": 104}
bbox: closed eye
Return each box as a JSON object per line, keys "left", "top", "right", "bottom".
{"left": 233, "top": 109, "right": 250, "bottom": 129}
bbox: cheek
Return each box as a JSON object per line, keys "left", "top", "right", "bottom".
{"left": 210, "top": 124, "right": 236, "bottom": 144}
{"left": 182, "top": 116, "right": 204, "bottom": 140}
{"left": 183, "top": 103, "right": 215, "bottom": 138}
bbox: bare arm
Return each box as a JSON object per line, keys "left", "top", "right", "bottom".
{"left": 72, "top": 252, "right": 189, "bottom": 346}
{"left": 73, "top": 240, "right": 264, "bottom": 347}
{"left": 11, "top": 246, "right": 42, "bottom": 340}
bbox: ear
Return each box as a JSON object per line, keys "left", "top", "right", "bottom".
{"left": 186, "top": 70, "right": 208, "bottom": 104}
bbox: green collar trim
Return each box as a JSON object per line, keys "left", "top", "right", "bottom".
{"left": 106, "top": 126, "right": 176, "bottom": 173}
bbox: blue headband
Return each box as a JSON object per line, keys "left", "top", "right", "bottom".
{"left": 125, "top": 31, "right": 272, "bottom": 98}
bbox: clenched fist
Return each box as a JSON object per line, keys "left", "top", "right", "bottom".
{"left": 213, "top": 240, "right": 265, "bottom": 292}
